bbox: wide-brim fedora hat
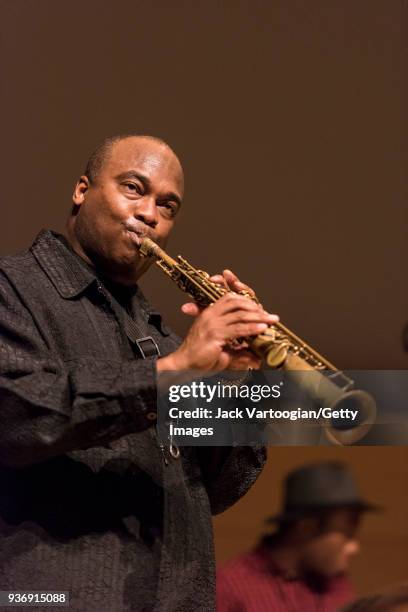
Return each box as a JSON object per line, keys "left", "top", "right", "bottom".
{"left": 267, "top": 461, "right": 380, "bottom": 523}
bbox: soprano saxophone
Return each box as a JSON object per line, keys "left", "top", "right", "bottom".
{"left": 139, "top": 237, "right": 376, "bottom": 445}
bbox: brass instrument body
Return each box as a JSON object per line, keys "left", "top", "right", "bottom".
{"left": 139, "top": 237, "right": 376, "bottom": 445}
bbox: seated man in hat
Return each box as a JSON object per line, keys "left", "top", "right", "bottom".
{"left": 217, "top": 461, "right": 378, "bottom": 612}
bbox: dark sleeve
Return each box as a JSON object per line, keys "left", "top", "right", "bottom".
{"left": 197, "top": 445, "right": 267, "bottom": 515}
{"left": 0, "top": 273, "right": 160, "bottom": 468}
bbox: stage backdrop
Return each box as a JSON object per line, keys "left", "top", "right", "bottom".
{"left": 1, "top": 0, "right": 407, "bottom": 369}
{"left": 1, "top": 0, "right": 407, "bottom": 595}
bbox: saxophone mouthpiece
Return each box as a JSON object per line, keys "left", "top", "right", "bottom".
{"left": 139, "top": 236, "right": 158, "bottom": 258}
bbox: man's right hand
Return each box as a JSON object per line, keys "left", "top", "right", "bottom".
{"left": 156, "top": 293, "right": 278, "bottom": 372}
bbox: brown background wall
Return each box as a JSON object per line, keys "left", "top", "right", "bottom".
{"left": 1, "top": 0, "right": 407, "bottom": 597}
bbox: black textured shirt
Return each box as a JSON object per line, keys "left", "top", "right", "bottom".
{"left": 0, "top": 230, "right": 266, "bottom": 612}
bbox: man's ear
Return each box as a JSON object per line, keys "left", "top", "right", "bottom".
{"left": 72, "top": 175, "right": 90, "bottom": 206}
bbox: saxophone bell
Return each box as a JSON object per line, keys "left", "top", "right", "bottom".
{"left": 283, "top": 354, "right": 376, "bottom": 445}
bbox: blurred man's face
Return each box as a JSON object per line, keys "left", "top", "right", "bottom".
{"left": 70, "top": 137, "right": 184, "bottom": 284}
{"left": 300, "top": 508, "right": 362, "bottom": 578}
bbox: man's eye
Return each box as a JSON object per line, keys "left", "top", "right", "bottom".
{"left": 160, "top": 202, "right": 178, "bottom": 217}
{"left": 124, "top": 182, "right": 142, "bottom": 194}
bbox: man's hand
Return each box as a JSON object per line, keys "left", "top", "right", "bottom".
{"left": 157, "top": 271, "right": 279, "bottom": 373}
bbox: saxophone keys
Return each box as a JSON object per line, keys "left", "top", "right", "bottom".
{"left": 265, "top": 344, "right": 288, "bottom": 368}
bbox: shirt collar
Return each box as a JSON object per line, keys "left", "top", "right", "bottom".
{"left": 30, "top": 229, "right": 170, "bottom": 334}
{"left": 31, "top": 229, "right": 95, "bottom": 298}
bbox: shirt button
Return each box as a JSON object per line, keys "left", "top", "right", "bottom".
{"left": 146, "top": 411, "right": 157, "bottom": 421}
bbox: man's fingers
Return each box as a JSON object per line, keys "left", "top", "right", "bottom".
{"left": 223, "top": 310, "right": 278, "bottom": 326}
{"left": 182, "top": 294, "right": 263, "bottom": 317}
{"left": 181, "top": 302, "right": 200, "bottom": 316}
{"left": 215, "top": 294, "right": 279, "bottom": 322}
{"left": 182, "top": 294, "right": 279, "bottom": 333}
{"left": 214, "top": 292, "right": 263, "bottom": 315}
{"left": 226, "top": 322, "right": 272, "bottom": 337}
{"left": 209, "top": 274, "right": 228, "bottom": 288}
{"left": 223, "top": 269, "right": 239, "bottom": 283}
{"left": 213, "top": 352, "right": 231, "bottom": 372}
{"left": 223, "top": 269, "right": 256, "bottom": 297}
{"left": 210, "top": 270, "right": 253, "bottom": 293}
{"left": 223, "top": 347, "right": 262, "bottom": 370}
{"left": 210, "top": 270, "right": 257, "bottom": 301}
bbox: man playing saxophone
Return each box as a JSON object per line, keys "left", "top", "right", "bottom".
{"left": 0, "top": 134, "right": 278, "bottom": 611}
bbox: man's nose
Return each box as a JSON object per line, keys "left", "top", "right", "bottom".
{"left": 344, "top": 539, "right": 360, "bottom": 558}
{"left": 134, "top": 196, "right": 159, "bottom": 227}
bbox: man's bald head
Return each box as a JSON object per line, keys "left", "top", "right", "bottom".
{"left": 67, "top": 134, "right": 184, "bottom": 284}
{"left": 84, "top": 134, "right": 183, "bottom": 185}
